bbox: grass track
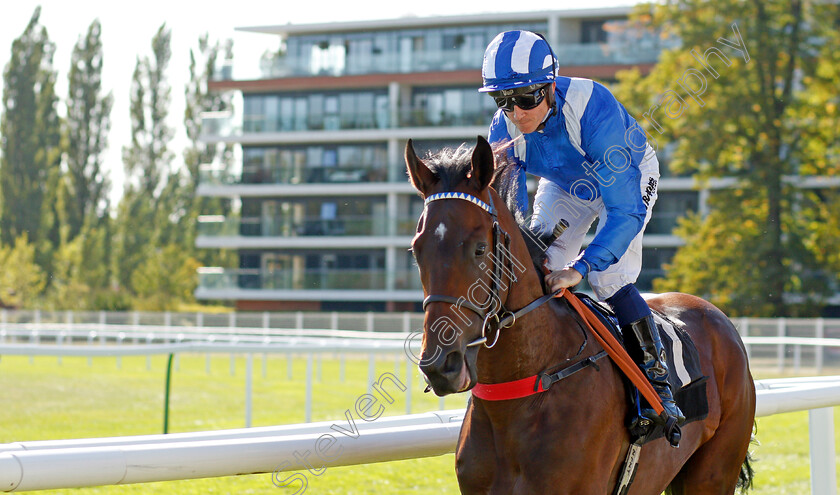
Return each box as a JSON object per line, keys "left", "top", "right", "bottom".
{"left": 0, "top": 354, "right": 836, "bottom": 494}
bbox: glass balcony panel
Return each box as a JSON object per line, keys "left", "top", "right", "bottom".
{"left": 554, "top": 42, "right": 662, "bottom": 66}
{"left": 250, "top": 32, "right": 664, "bottom": 79}
{"left": 197, "top": 215, "right": 400, "bottom": 237}
{"left": 198, "top": 164, "right": 239, "bottom": 186}
{"left": 201, "top": 111, "right": 240, "bottom": 137}
{"left": 198, "top": 267, "right": 422, "bottom": 291}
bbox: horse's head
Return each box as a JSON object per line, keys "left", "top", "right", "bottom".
{"left": 406, "top": 136, "right": 526, "bottom": 396}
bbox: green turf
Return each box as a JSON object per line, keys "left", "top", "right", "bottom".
{"left": 0, "top": 354, "right": 837, "bottom": 494}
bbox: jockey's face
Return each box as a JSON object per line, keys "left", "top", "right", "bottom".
{"left": 503, "top": 82, "right": 554, "bottom": 134}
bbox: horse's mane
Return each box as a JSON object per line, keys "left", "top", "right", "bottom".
{"left": 418, "top": 140, "right": 549, "bottom": 288}
{"left": 416, "top": 141, "right": 523, "bottom": 224}
{"left": 490, "top": 144, "right": 550, "bottom": 286}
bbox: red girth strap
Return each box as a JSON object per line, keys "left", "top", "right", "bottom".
{"left": 471, "top": 289, "right": 665, "bottom": 417}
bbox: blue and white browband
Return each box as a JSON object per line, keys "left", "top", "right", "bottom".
{"left": 424, "top": 192, "right": 496, "bottom": 216}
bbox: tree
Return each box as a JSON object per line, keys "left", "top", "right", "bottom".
{"left": 0, "top": 6, "right": 62, "bottom": 251}
{"left": 122, "top": 23, "right": 173, "bottom": 199}
{"left": 0, "top": 234, "right": 47, "bottom": 308}
{"left": 114, "top": 23, "right": 173, "bottom": 292}
{"left": 614, "top": 0, "right": 840, "bottom": 316}
{"left": 131, "top": 244, "right": 200, "bottom": 311}
{"left": 64, "top": 19, "right": 113, "bottom": 240}
{"left": 45, "top": 220, "right": 113, "bottom": 310}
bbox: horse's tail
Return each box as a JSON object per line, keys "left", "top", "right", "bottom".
{"left": 736, "top": 423, "right": 758, "bottom": 492}
{"left": 736, "top": 450, "right": 755, "bottom": 492}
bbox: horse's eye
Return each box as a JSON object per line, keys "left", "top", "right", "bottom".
{"left": 475, "top": 243, "right": 487, "bottom": 257}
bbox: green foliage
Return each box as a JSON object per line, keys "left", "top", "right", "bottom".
{"left": 44, "top": 221, "right": 112, "bottom": 310}
{"left": 130, "top": 244, "right": 200, "bottom": 311}
{"left": 122, "top": 23, "right": 173, "bottom": 198}
{"left": 619, "top": 0, "right": 840, "bottom": 316}
{"left": 64, "top": 19, "right": 113, "bottom": 240}
{"left": 113, "top": 23, "right": 183, "bottom": 307}
{"left": 0, "top": 6, "right": 62, "bottom": 248}
{"left": 0, "top": 233, "right": 46, "bottom": 308}
{"left": 0, "top": 13, "right": 231, "bottom": 312}
{"left": 111, "top": 187, "right": 156, "bottom": 295}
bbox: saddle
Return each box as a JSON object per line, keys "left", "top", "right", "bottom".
{"left": 519, "top": 223, "right": 709, "bottom": 442}
{"left": 574, "top": 292, "right": 709, "bottom": 444}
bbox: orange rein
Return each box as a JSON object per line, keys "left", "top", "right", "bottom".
{"left": 557, "top": 288, "right": 665, "bottom": 416}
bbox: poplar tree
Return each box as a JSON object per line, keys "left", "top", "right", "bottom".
{"left": 64, "top": 19, "right": 113, "bottom": 238}
{"left": 0, "top": 7, "right": 62, "bottom": 251}
{"left": 115, "top": 23, "right": 174, "bottom": 293}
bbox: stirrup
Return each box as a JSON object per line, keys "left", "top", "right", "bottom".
{"left": 662, "top": 413, "right": 682, "bottom": 448}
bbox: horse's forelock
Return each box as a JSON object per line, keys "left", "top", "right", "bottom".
{"left": 422, "top": 143, "right": 474, "bottom": 191}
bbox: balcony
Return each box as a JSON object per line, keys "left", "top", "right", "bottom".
{"left": 197, "top": 267, "right": 422, "bottom": 291}
{"left": 197, "top": 215, "right": 419, "bottom": 238}
{"left": 397, "top": 108, "right": 490, "bottom": 128}
{"left": 201, "top": 110, "right": 388, "bottom": 137}
{"left": 553, "top": 42, "right": 662, "bottom": 67}
{"left": 253, "top": 41, "right": 661, "bottom": 80}
{"left": 200, "top": 106, "right": 491, "bottom": 140}
{"left": 199, "top": 164, "right": 391, "bottom": 187}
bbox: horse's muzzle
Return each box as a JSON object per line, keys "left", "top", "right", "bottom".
{"left": 419, "top": 345, "right": 478, "bottom": 396}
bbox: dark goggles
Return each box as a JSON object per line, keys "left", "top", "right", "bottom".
{"left": 492, "top": 84, "right": 549, "bottom": 112}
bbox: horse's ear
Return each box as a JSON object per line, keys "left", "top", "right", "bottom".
{"left": 470, "top": 135, "right": 495, "bottom": 191}
{"left": 405, "top": 139, "right": 438, "bottom": 195}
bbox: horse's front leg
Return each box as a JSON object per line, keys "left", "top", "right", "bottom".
{"left": 455, "top": 402, "right": 498, "bottom": 494}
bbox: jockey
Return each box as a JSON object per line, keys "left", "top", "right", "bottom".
{"left": 480, "top": 30, "right": 684, "bottom": 429}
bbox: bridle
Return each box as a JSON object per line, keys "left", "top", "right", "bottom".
{"left": 420, "top": 191, "right": 559, "bottom": 349}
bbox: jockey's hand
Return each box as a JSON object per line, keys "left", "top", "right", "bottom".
{"left": 545, "top": 267, "right": 584, "bottom": 293}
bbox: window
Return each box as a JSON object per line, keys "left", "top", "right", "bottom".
{"left": 325, "top": 95, "right": 339, "bottom": 130}
{"left": 581, "top": 20, "right": 608, "bottom": 43}
{"left": 308, "top": 94, "right": 324, "bottom": 130}
{"left": 647, "top": 192, "right": 699, "bottom": 235}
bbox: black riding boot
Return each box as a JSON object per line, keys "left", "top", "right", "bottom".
{"left": 627, "top": 315, "right": 685, "bottom": 435}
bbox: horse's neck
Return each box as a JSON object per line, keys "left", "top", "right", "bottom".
{"left": 476, "top": 299, "right": 579, "bottom": 384}
{"left": 474, "top": 190, "right": 584, "bottom": 383}
{"left": 474, "top": 241, "right": 580, "bottom": 384}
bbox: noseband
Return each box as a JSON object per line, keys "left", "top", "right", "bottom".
{"left": 421, "top": 191, "right": 559, "bottom": 348}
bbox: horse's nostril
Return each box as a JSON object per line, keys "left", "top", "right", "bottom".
{"left": 443, "top": 350, "right": 463, "bottom": 375}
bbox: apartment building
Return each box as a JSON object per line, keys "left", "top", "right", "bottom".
{"left": 196, "top": 7, "right": 691, "bottom": 312}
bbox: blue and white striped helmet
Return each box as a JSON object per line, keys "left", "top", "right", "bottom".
{"left": 479, "top": 30, "right": 557, "bottom": 93}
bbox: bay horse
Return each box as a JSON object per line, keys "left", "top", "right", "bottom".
{"left": 406, "top": 136, "right": 755, "bottom": 494}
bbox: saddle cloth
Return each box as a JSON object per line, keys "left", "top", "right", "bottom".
{"left": 575, "top": 292, "right": 709, "bottom": 444}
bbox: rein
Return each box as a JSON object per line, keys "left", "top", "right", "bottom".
{"left": 421, "top": 191, "right": 557, "bottom": 349}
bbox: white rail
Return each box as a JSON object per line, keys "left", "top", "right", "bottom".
{"left": 0, "top": 378, "right": 838, "bottom": 493}
{"left": 3, "top": 330, "right": 840, "bottom": 429}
